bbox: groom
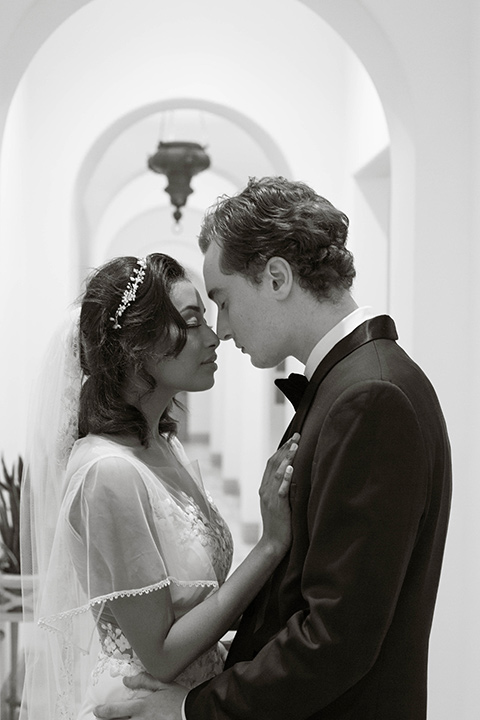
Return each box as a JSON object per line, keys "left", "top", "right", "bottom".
{"left": 95, "top": 177, "right": 452, "bottom": 719}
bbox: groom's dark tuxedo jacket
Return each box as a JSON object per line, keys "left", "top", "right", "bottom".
{"left": 186, "top": 316, "right": 452, "bottom": 719}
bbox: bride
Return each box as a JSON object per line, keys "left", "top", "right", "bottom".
{"left": 20, "top": 253, "right": 298, "bottom": 719}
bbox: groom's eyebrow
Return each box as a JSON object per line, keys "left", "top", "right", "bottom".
{"left": 207, "top": 288, "right": 218, "bottom": 301}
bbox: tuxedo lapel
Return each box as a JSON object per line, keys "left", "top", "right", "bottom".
{"left": 279, "top": 315, "right": 398, "bottom": 444}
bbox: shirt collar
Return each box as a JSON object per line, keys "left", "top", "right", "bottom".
{"left": 304, "top": 306, "right": 375, "bottom": 380}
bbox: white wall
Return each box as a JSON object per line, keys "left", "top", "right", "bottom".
{"left": 344, "top": 53, "right": 390, "bottom": 314}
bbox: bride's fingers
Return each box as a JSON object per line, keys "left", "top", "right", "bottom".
{"left": 274, "top": 434, "right": 299, "bottom": 460}
{"left": 124, "top": 672, "right": 161, "bottom": 691}
{"left": 278, "top": 464, "right": 293, "bottom": 497}
{"left": 283, "top": 435, "right": 300, "bottom": 461}
{"left": 260, "top": 434, "right": 299, "bottom": 498}
{"left": 287, "top": 441, "right": 298, "bottom": 459}
{"left": 277, "top": 443, "right": 298, "bottom": 476}
{"left": 283, "top": 433, "right": 300, "bottom": 449}
{"left": 94, "top": 702, "right": 133, "bottom": 718}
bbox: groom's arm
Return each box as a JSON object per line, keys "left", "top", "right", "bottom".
{"left": 184, "top": 382, "right": 428, "bottom": 719}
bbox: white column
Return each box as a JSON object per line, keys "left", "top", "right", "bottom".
{"left": 237, "top": 360, "right": 272, "bottom": 543}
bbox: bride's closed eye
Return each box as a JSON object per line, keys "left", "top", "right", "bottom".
{"left": 186, "top": 315, "right": 213, "bottom": 330}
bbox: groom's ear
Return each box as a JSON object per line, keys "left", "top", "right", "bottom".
{"left": 263, "top": 257, "right": 293, "bottom": 299}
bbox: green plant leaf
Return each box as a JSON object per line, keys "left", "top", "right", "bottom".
{"left": 0, "top": 454, "right": 24, "bottom": 573}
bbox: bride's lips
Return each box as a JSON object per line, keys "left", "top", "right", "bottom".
{"left": 201, "top": 354, "right": 218, "bottom": 366}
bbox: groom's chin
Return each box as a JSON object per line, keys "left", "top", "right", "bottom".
{"left": 249, "top": 356, "right": 277, "bottom": 370}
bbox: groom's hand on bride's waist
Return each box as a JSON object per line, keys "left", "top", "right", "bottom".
{"left": 93, "top": 675, "right": 187, "bottom": 720}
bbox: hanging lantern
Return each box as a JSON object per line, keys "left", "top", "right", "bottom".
{"left": 147, "top": 140, "right": 210, "bottom": 223}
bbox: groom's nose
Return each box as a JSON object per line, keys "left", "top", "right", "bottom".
{"left": 216, "top": 314, "right": 233, "bottom": 342}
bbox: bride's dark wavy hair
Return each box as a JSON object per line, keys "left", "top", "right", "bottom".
{"left": 78, "top": 253, "right": 188, "bottom": 446}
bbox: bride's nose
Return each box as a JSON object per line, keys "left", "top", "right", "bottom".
{"left": 205, "top": 324, "right": 220, "bottom": 348}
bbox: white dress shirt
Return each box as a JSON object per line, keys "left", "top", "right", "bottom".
{"left": 304, "top": 306, "right": 374, "bottom": 380}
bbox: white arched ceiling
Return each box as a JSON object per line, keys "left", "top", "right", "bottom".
{"left": 2, "top": 0, "right": 389, "bottom": 285}
{"left": 77, "top": 101, "right": 291, "bottom": 278}
{"left": 0, "top": 1, "right": 391, "bottom": 189}
{"left": 82, "top": 104, "right": 291, "bottom": 231}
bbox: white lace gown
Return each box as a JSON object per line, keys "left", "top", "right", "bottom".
{"left": 35, "top": 434, "right": 234, "bottom": 720}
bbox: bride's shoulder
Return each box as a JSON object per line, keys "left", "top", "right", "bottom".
{"left": 74, "top": 438, "right": 152, "bottom": 503}
{"left": 68, "top": 434, "right": 143, "bottom": 478}
{"left": 72, "top": 433, "right": 134, "bottom": 455}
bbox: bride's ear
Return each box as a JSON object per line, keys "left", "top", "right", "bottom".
{"left": 263, "top": 257, "right": 293, "bottom": 299}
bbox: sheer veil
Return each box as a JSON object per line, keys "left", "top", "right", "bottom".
{"left": 21, "top": 306, "right": 83, "bottom": 575}
{"left": 20, "top": 306, "right": 85, "bottom": 717}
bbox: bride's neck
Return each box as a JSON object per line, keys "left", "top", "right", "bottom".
{"left": 124, "top": 379, "right": 174, "bottom": 446}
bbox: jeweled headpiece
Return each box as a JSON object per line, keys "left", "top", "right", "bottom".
{"left": 110, "top": 257, "right": 147, "bottom": 330}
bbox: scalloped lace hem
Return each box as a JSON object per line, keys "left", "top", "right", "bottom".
{"left": 38, "top": 576, "right": 219, "bottom": 631}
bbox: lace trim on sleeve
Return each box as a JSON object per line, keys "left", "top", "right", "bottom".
{"left": 38, "top": 575, "right": 219, "bottom": 634}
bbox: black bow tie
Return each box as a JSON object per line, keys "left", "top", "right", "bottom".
{"left": 274, "top": 372, "right": 309, "bottom": 410}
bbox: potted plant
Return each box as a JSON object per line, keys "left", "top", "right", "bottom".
{"left": 0, "top": 456, "right": 33, "bottom": 616}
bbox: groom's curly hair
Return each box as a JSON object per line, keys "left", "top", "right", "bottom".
{"left": 198, "top": 176, "right": 355, "bottom": 300}
{"left": 78, "top": 253, "right": 188, "bottom": 446}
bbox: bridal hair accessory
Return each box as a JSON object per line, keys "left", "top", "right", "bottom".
{"left": 110, "top": 257, "right": 147, "bottom": 329}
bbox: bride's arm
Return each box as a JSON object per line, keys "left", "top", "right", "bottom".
{"left": 110, "top": 434, "right": 299, "bottom": 682}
